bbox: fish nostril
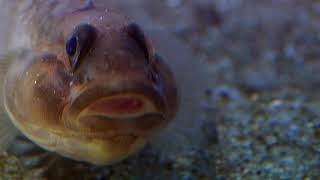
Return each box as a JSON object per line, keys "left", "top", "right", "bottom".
{"left": 147, "top": 53, "right": 164, "bottom": 85}
{"left": 147, "top": 62, "right": 161, "bottom": 84}
{"left": 148, "top": 70, "right": 159, "bottom": 84}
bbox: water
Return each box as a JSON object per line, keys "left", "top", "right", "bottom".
{"left": 1, "top": 0, "right": 320, "bottom": 179}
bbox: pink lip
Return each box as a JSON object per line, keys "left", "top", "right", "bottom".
{"left": 80, "top": 93, "right": 163, "bottom": 120}
{"left": 86, "top": 96, "right": 145, "bottom": 115}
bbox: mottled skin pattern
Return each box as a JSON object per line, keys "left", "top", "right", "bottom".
{"left": 2, "top": 0, "right": 178, "bottom": 164}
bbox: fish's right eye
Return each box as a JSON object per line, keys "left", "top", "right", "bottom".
{"left": 66, "top": 36, "right": 78, "bottom": 57}
{"left": 124, "top": 23, "right": 155, "bottom": 62}
{"left": 66, "top": 24, "right": 97, "bottom": 71}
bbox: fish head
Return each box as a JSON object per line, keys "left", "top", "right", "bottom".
{"left": 4, "top": 21, "right": 179, "bottom": 164}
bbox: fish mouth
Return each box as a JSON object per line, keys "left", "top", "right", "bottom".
{"left": 77, "top": 95, "right": 167, "bottom": 133}
{"left": 79, "top": 94, "right": 163, "bottom": 120}
{"left": 62, "top": 81, "right": 168, "bottom": 136}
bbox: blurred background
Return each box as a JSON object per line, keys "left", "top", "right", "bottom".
{"left": 120, "top": 0, "right": 320, "bottom": 178}
{"left": 1, "top": 0, "right": 320, "bottom": 179}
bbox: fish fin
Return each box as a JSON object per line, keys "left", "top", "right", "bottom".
{"left": 0, "top": 51, "right": 17, "bottom": 74}
{"left": 0, "top": 110, "right": 19, "bottom": 152}
{"left": 0, "top": 49, "right": 26, "bottom": 101}
{"left": 0, "top": 49, "right": 30, "bottom": 76}
{"left": 0, "top": 50, "right": 28, "bottom": 152}
{"left": 8, "top": 134, "right": 57, "bottom": 170}
{"left": 144, "top": 28, "right": 215, "bottom": 156}
{"left": 70, "top": 0, "right": 95, "bottom": 13}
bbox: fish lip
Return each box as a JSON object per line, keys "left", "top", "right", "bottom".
{"left": 78, "top": 112, "right": 166, "bottom": 135}
{"left": 83, "top": 112, "right": 166, "bottom": 121}
{"left": 66, "top": 111, "right": 166, "bottom": 140}
{"left": 63, "top": 81, "right": 167, "bottom": 126}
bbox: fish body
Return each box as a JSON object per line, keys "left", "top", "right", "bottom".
{"left": 0, "top": 0, "right": 178, "bottom": 165}
{"left": 0, "top": 0, "right": 213, "bottom": 166}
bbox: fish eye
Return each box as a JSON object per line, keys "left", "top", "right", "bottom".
{"left": 125, "top": 23, "right": 154, "bottom": 62}
{"left": 66, "top": 24, "right": 97, "bottom": 71}
{"left": 66, "top": 36, "right": 78, "bottom": 57}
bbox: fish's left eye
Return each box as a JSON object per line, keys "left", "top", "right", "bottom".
{"left": 66, "top": 24, "right": 97, "bottom": 71}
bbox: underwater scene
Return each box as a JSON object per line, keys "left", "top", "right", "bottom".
{"left": 0, "top": 0, "right": 319, "bottom": 179}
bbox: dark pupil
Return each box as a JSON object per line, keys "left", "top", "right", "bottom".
{"left": 66, "top": 36, "right": 77, "bottom": 56}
